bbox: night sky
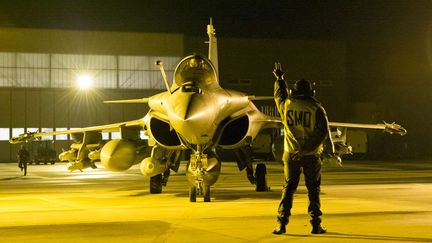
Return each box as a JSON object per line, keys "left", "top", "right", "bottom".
{"left": 0, "top": 0, "right": 430, "bottom": 40}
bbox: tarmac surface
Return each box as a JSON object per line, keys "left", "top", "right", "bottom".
{"left": 0, "top": 159, "right": 431, "bottom": 243}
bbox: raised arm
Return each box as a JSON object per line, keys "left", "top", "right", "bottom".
{"left": 273, "top": 62, "right": 289, "bottom": 117}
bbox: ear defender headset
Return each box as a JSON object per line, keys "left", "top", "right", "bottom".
{"left": 289, "top": 79, "right": 316, "bottom": 97}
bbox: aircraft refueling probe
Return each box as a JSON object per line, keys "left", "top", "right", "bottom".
{"left": 156, "top": 61, "right": 172, "bottom": 94}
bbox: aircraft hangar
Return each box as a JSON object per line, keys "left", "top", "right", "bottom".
{"left": 0, "top": 26, "right": 347, "bottom": 163}
{"left": 1, "top": 2, "right": 432, "bottom": 242}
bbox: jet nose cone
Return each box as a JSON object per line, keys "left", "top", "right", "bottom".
{"left": 167, "top": 93, "right": 217, "bottom": 144}
{"left": 168, "top": 92, "right": 212, "bottom": 121}
{"left": 167, "top": 92, "right": 193, "bottom": 120}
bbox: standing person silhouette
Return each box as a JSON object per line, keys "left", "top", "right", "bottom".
{"left": 272, "top": 63, "right": 332, "bottom": 234}
{"left": 17, "top": 144, "right": 29, "bottom": 176}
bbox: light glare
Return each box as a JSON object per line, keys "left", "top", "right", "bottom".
{"left": 77, "top": 74, "right": 92, "bottom": 89}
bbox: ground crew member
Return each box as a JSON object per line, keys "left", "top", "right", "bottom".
{"left": 17, "top": 144, "right": 30, "bottom": 176}
{"left": 272, "top": 63, "right": 332, "bottom": 234}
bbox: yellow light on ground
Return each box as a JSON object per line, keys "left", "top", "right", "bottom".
{"left": 77, "top": 74, "right": 92, "bottom": 89}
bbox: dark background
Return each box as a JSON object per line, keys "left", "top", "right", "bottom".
{"left": 0, "top": 0, "right": 431, "bottom": 159}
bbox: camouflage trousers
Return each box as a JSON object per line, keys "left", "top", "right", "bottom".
{"left": 277, "top": 154, "right": 322, "bottom": 225}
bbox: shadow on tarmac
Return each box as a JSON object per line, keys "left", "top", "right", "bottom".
{"left": 125, "top": 187, "right": 312, "bottom": 201}
{"left": 0, "top": 176, "right": 37, "bottom": 180}
{"left": 320, "top": 232, "right": 432, "bottom": 242}
{"left": 0, "top": 176, "right": 22, "bottom": 180}
{"left": 275, "top": 232, "right": 432, "bottom": 242}
{"left": 0, "top": 221, "right": 172, "bottom": 240}
{"left": 128, "top": 191, "right": 151, "bottom": 197}
{"left": 126, "top": 190, "right": 284, "bottom": 201}
{"left": 170, "top": 192, "right": 281, "bottom": 201}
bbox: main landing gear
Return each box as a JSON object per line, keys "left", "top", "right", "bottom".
{"left": 149, "top": 169, "right": 171, "bottom": 194}
{"left": 150, "top": 174, "right": 163, "bottom": 194}
{"left": 255, "top": 163, "right": 269, "bottom": 192}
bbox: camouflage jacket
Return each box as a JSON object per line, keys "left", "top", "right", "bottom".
{"left": 274, "top": 79, "right": 331, "bottom": 156}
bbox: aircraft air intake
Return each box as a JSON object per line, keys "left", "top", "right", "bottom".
{"left": 218, "top": 116, "right": 250, "bottom": 146}
{"left": 149, "top": 118, "right": 182, "bottom": 147}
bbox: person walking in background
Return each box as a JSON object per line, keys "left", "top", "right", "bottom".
{"left": 17, "top": 144, "right": 29, "bottom": 176}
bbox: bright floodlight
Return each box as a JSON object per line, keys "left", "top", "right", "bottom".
{"left": 77, "top": 74, "right": 92, "bottom": 89}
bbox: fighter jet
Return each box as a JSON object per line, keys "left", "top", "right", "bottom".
{"left": 10, "top": 20, "right": 406, "bottom": 202}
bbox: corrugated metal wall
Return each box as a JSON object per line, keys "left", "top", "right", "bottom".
{"left": 0, "top": 28, "right": 185, "bottom": 162}
{"left": 0, "top": 52, "right": 180, "bottom": 89}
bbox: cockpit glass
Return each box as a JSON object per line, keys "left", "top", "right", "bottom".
{"left": 181, "top": 83, "right": 202, "bottom": 94}
{"left": 173, "top": 55, "right": 217, "bottom": 87}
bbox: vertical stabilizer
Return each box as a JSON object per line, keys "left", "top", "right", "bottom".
{"left": 207, "top": 18, "right": 219, "bottom": 78}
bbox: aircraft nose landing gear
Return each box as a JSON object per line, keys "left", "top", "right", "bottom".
{"left": 189, "top": 183, "right": 211, "bottom": 202}
{"left": 188, "top": 165, "right": 212, "bottom": 202}
{"left": 186, "top": 149, "right": 221, "bottom": 202}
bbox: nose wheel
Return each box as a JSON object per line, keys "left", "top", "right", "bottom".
{"left": 203, "top": 185, "right": 211, "bottom": 202}
{"left": 189, "top": 184, "right": 211, "bottom": 202}
{"left": 187, "top": 147, "right": 216, "bottom": 202}
{"left": 189, "top": 186, "right": 197, "bottom": 202}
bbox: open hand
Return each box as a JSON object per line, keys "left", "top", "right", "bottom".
{"left": 273, "top": 62, "right": 285, "bottom": 80}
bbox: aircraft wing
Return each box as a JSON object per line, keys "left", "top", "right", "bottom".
{"left": 251, "top": 110, "right": 406, "bottom": 136}
{"left": 103, "top": 98, "right": 149, "bottom": 104}
{"left": 9, "top": 118, "right": 145, "bottom": 144}
{"left": 329, "top": 121, "right": 407, "bottom": 136}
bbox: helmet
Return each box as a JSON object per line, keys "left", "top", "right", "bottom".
{"left": 291, "top": 79, "right": 315, "bottom": 97}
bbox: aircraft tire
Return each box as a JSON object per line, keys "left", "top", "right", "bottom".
{"left": 150, "top": 174, "right": 163, "bottom": 194}
{"left": 203, "top": 185, "right": 211, "bottom": 202}
{"left": 189, "top": 186, "right": 197, "bottom": 202}
{"left": 255, "top": 163, "right": 268, "bottom": 192}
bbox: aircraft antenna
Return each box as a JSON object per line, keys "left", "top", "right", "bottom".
{"left": 156, "top": 61, "right": 172, "bottom": 94}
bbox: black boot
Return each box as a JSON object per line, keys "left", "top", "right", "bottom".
{"left": 311, "top": 224, "right": 327, "bottom": 234}
{"left": 311, "top": 220, "right": 327, "bottom": 234}
{"left": 272, "top": 221, "right": 287, "bottom": 235}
